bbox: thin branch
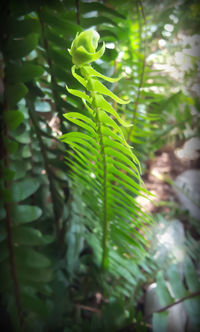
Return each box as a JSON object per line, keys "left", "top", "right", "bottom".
{"left": 27, "top": 97, "right": 61, "bottom": 247}
{"left": 145, "top": 290, "right": 200, "bottom": 320}
{"left": 120, "top": 291, "right": 200, "bottom": 331}
{"left": 139, "top": 0, "right": 146, "bottom": 25}
{"left": 29, "top": 119, "right": 34, "bottom": 176}
{"left": 76, "top": 304, "right": 101, "bottom": 315}
{"left": 75, "top": 0, "right": 80, "bottom": 25}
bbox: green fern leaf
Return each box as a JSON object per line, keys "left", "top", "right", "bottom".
{"left": 63, "top": 30, "right": 150, "bottom": 272}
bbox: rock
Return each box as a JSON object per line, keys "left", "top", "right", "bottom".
{"left": 144, "top": 283, "right": 161, "bottom": 318}
{"left": 144, "top": 283, "right": 187, "bottom": 332}
{"left": 174, "top": 169, "right": 200, "bottom": 221}
{"left": 175, "top": 137, "right": 200, "bottom": 161}
{"left": 167, "top": 302, "right": 187, "bottom": 332}
{"left": 151, "top": 218, "right": 185, "bottom": 267}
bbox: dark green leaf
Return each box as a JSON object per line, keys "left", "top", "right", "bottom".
{"left": 7, "top": 83, "right": 28, "bottom": 106}
{"left": 79, "top": 2, "right": 125, "bottom": 19}
{"left": 15, "top": 247, "right": 51, "bottom": 268}
{"left": 22, "top": 145, "right": 31, "bottom": 158}
{"left": 11, "top": 205, "right": 42, "bottom": 225}
{"left": 14, "top": 130, "right": 31, "bottom": 144}
{"left": 184, "top": 297, "right": 200, "bottom": 329}
{"left": 21, "top": 293, "right": 50, "bottom": 317}
{"left": 168, "top": 265, "right": 187, "bottom": 299}
{"left": 10, "top": 160, "right": 27, "bottom": 180}
{"left": 4, "top": 110, "right": 24, "bottom": 130}
{"left": 6, "top": 63, "right": 44, "bottom": 84}
{"left": 156, "top": 271, "right": 174, "bottom": 306}
{"left": 18, "top": 265, "right": 52, "bottom": 283}
{"left": 10, "top": 18, "right": 41, "bottom": 37}
{"left": 184, "top": 257, "right": 200, "bottom": 293}
{"left": 81, "top": 16, "right": 117, "bottom": 29}
{"left": 8, "top": 34, "right": 39, "bottom": 60}
{"left": 41, "top": 9, "right": 82, "bottom": 35}
{"left": 48, "top": 48, "right": 72, "bottom": 68}
{"left": 152, "top": 312, "right": 168, "bottom": 332}
{"left": 1, "top": 166, "right": 15, "bottom": 181}
{"left": 13, "top": 226, "right": 52, "bottom": 246}
{"left": 10, "top": 178, "right": 40, "bottom": 202}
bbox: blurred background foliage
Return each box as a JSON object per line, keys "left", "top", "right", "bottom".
{"left": 0, "top": 0, "right": 199, "bottom": 331}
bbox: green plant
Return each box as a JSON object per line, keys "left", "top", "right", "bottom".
{"left": 0, "top": 1, "right": 138, "bottom": 329}
{"left": 1, "top": 1, "right": 199, "bottom": 331}
{"left": 61, "top": 30, "right": 151, "bottom": 288}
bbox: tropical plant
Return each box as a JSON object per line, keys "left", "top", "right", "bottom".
{"left": 0, "top": 0, "right": 200, "bottom": 331}
{"left": 61, "top": 28, "right": 151, "bottom": 277}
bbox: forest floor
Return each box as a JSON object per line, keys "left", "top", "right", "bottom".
{"left": 132, "top": 140, "right": 200, "bottom": 331}
{"left": 141, "top": 144, "right": 200, "bottom": 215}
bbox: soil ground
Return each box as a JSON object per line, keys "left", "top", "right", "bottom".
{"left": 141, "top": 147, "right": 200, "bottom": 214}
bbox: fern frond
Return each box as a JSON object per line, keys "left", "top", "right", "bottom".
{"left": 61, "top": 30, "right": 151, "bottom": 272}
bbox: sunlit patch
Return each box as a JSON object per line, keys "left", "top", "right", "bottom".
{"left": 175, "top": 51, "right": 192, "bottom": 71}
{"left": 48, "top": 115, "right": 62, "bottom": 136}
{"left": 169, "top": 14, "right": 179, "bottom": 24}
{"left": 125, "top": 66, "right": 131, "bottom": 74}
{"left": 162, "top": 30, "right": 171, "bottom": 37}
{"left": 118, "top": 50, "right": 124, "bottom": 61}
{"left": 106, "top": 42, "right": 115, "bottom": 49}
{"left": 151, "top": 168, "right": 163, "bottom": 180}
{"left": 156, "top": 226, "right": 185, "bottom": 262}
{"left": 158, "top": 39, "right": 166, "bottom": 47}
{"left": 136, "top": 190, "right": 157, "bottom": 212}
{"left": 164, "top": 24, "right": 174, "bottom": 32}
{"left": 149, "top": 282, "right": 157, "bottom": 290}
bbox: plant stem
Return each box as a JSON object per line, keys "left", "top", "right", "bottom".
{"left": 121, "top": 291, "right": 200, "bottom": 331}
{"left": 75, "top": 0, "right": 80, "bottom": 25}
{"left": 90, "top": 89, "right": 109, "bottom": 270}
{"left": 127, "top": 0, "right": 146, "bottom": 143}
{"left": 145, "top": 290, "right": 200, "bottom": 319}
{"left": 27, "top": 97, "right": 61, "bottom": 247}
